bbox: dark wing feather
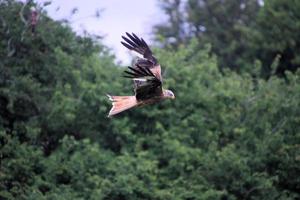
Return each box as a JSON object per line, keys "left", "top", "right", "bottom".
{"left": 121, "top": 32, "right": 162, "bottom": 81}
{"left": 124, "top": 65, "right": 162, "bottom": 101}
{"left": 121, "top": 32, "right": 158, "bottom": 65}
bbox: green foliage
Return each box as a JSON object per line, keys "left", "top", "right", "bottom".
{"left": 154, "top": 0, "right": 300, "bottom": 76}
{"left": 1, "top": 0, "right": 300, "bottom": 199}
{"left": 154, "top": 0, "right": 261, "bottom": 72}
{"left": 249, "top": 0, "right": 300, "bottom": 76}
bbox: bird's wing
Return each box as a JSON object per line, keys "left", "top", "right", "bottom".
{"left": 124, "top": 65, "right": 162, "bottom": 101}
{"left": 121, "top": 32, "right": 162, "bottom": 81}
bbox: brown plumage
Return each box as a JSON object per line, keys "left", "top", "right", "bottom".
{"left": 107, "top": 32, "right": 175, "bottom": 117}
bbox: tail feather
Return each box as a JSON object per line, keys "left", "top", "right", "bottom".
{"left": 107, "top": 95, "right": 138, "bottom": 117}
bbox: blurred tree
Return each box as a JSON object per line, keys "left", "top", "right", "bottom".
{"left": 155, "top": 0, "right": 300, "bottom": 76}
{"left": 248, "top": 0, "right": 300, "bottom": 76}
{"left": 154, "top": 0, "right": 261, "bottom": 72}
{"left": 0, "top": 0, "right": 299, "bottom": 199}
{"left": 0, "top": 0, "right": 117, "bottom": 154}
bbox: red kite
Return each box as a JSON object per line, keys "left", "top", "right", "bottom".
{"left": 107, "top": 32, "right": 175, "bottom": 117}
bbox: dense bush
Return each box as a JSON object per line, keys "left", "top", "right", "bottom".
{"left": 1, "top": 0, "right": 299, "bottom": 199}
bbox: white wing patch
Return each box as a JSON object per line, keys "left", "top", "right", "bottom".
{"left": 133, "top": 78, "right": 147, "bottom": 82}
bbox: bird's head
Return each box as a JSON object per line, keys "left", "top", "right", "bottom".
{"left": 163, "top": 89, "right": 175, "bottom": 99}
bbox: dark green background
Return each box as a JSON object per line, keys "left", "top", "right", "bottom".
{"left": 1, "top": 0, "right": 299, "bottom": 199}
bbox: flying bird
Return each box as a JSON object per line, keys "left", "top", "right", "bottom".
{"left": 107, "top": 32, "right": 175, "bottom": 117}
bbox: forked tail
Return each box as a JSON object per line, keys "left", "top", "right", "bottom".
{"left": 107, "top": 95, "right": 138, "bottom": 117}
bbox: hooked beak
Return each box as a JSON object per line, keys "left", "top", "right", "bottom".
{"left": 164, "top": 89, "right": 175, "bottom": 99}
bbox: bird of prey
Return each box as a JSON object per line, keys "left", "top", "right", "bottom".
{"left": 107, "top": 32, "right": 175, "bottom": 117}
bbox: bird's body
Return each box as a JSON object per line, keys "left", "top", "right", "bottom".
{"left": 107, "top": 33, "right": 175, "bottom": 117}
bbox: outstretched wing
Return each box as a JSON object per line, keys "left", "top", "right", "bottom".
{"left": 121, "top": 32, "right": 162, "bottom": 81}
{"left": 124, "top": 65, "right": 162, "bottom": 101}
